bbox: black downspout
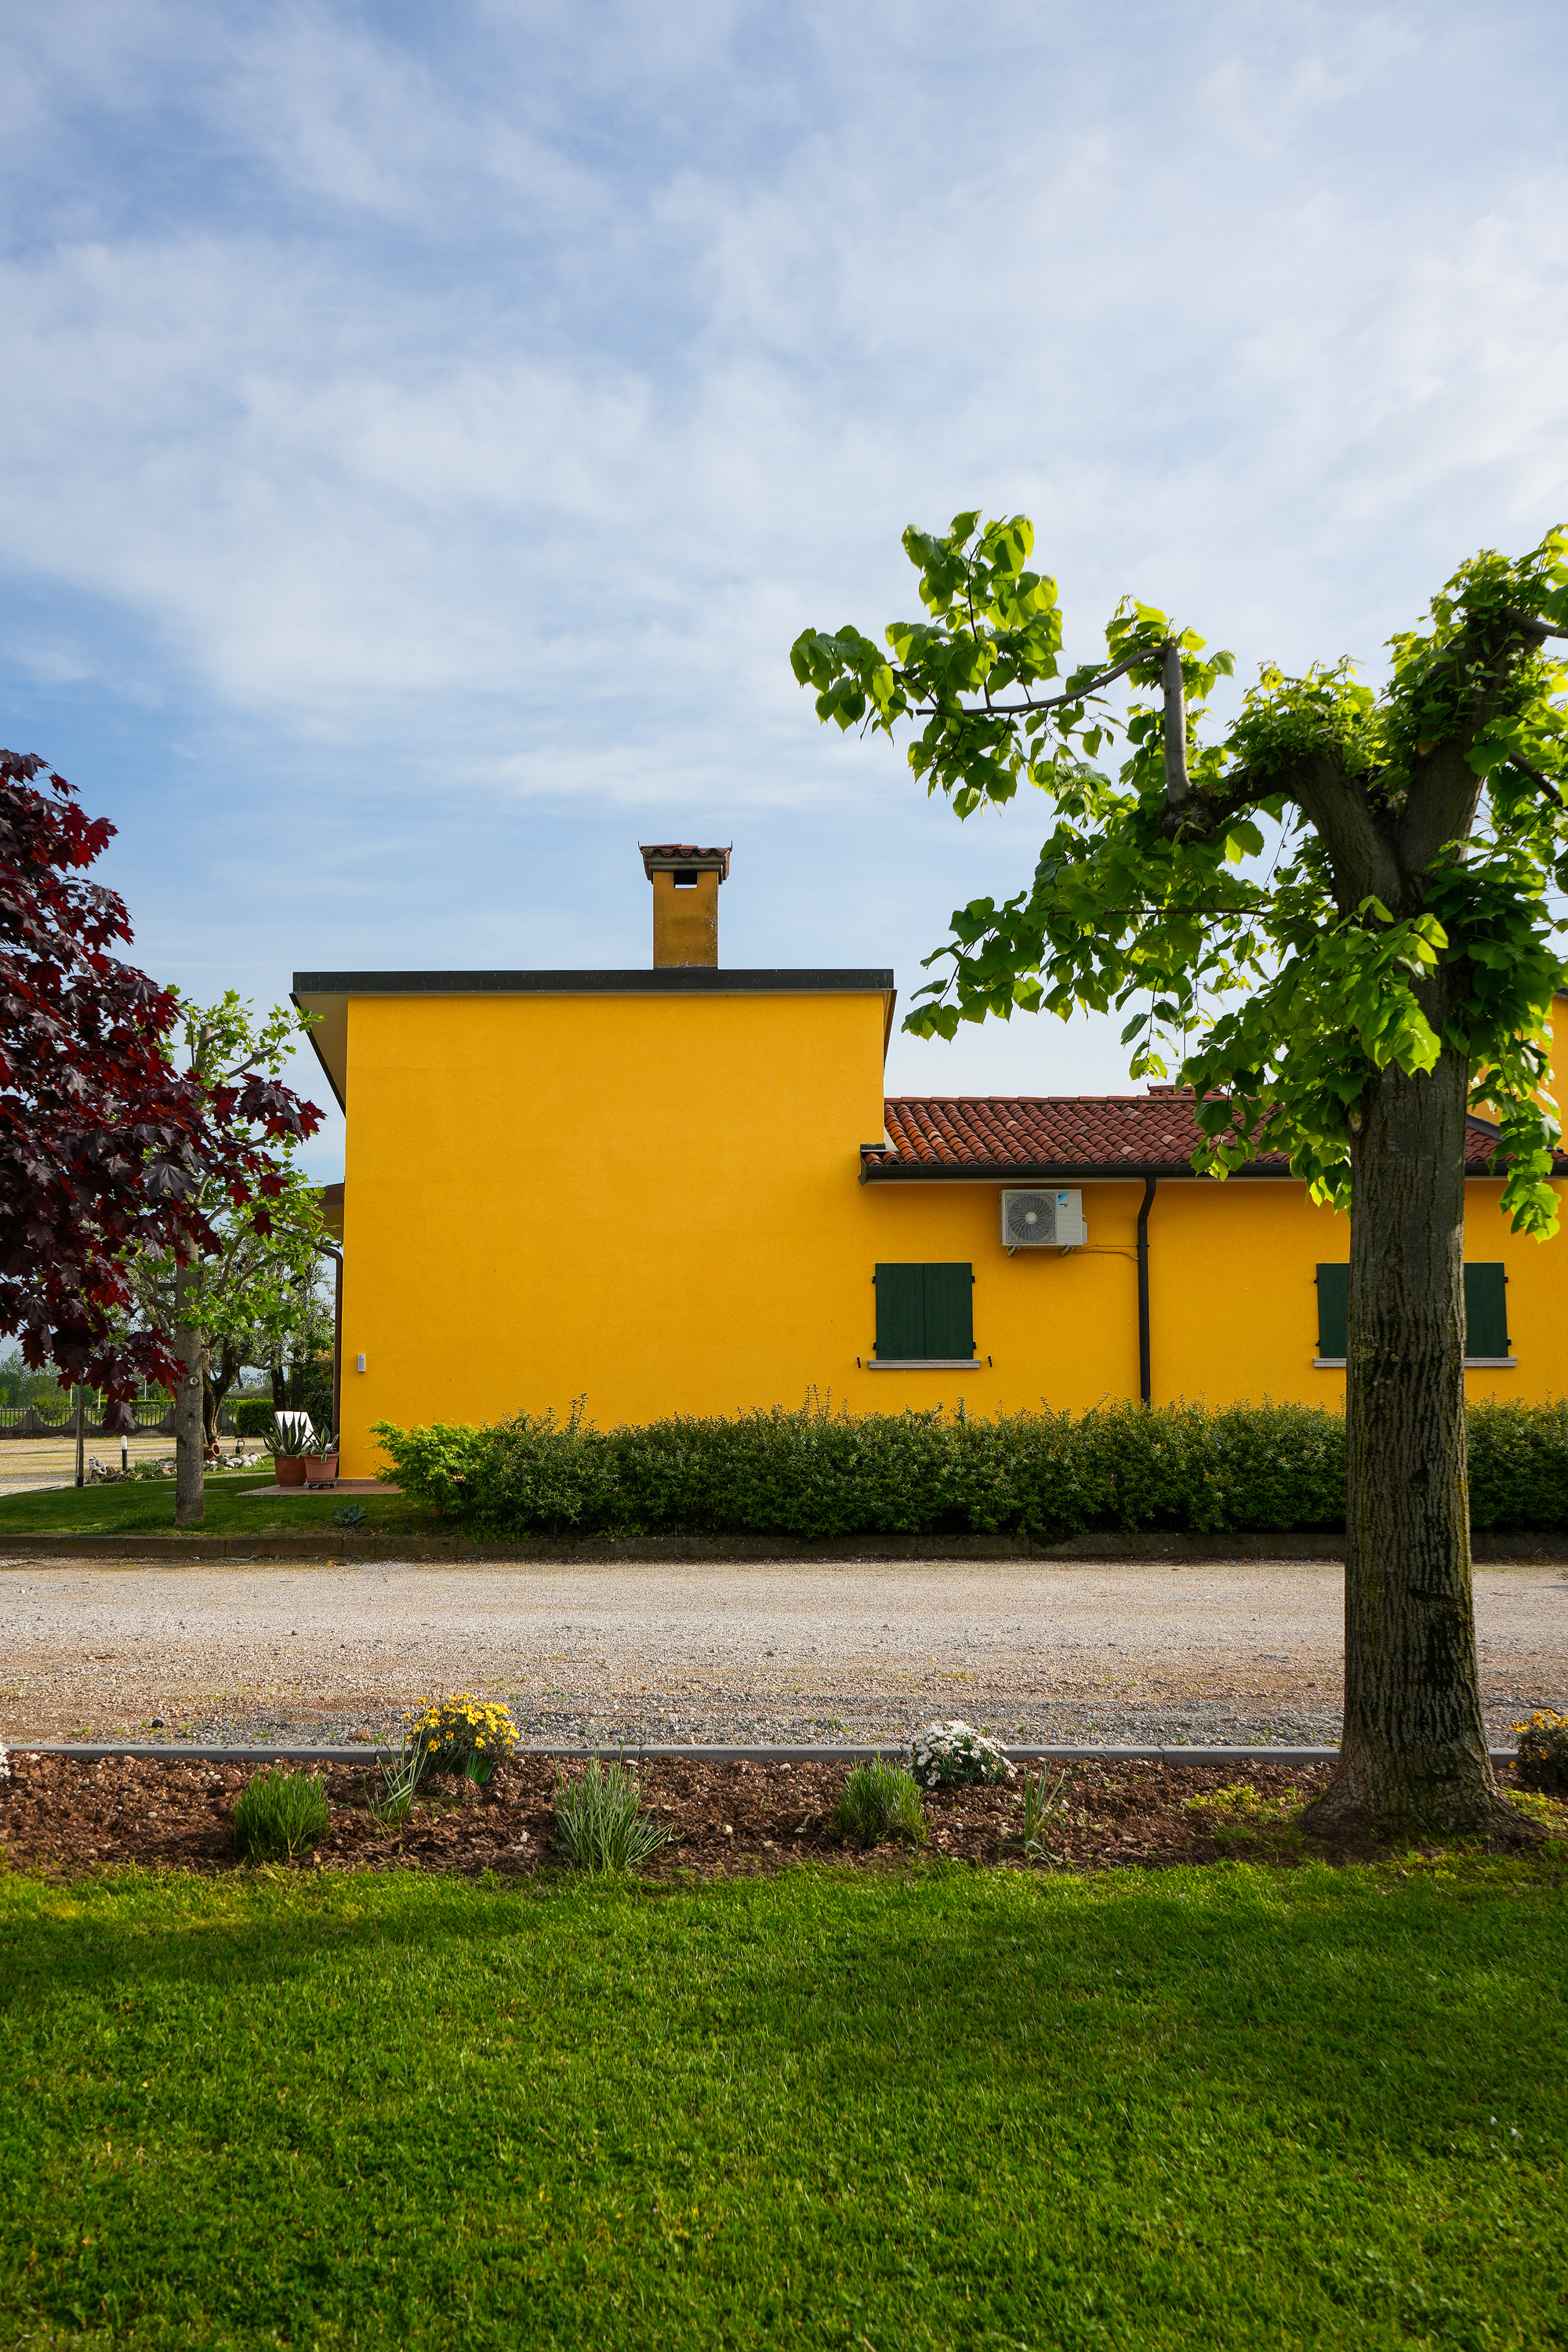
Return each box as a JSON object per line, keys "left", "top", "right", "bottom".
{"left": 1136, "top": 1176, "right": 1156, "bottom": 1408}
{"left": 320, "top": 1246, "right": 343, "bottom": 1439}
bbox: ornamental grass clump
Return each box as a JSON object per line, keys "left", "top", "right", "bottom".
{"left": 833, "top": 1759, "right": 927, "bottom": 1849}
{"left": 552, "top": 1759, "right": 670, "bottom": 1875}
{"left": 910, "top": 1720, "right": 1014, "bottom": 1790}
{"left": 1019, "top": 1764, "right": 1069, "bottom": 1857}
{"left": 365, "top": 1745, "right": 426, "bottom": 1830}
{"left": 1512, "top": 1710, "right": 1568, "bottom": 1794}
{"left": 231, "top": 1767, "right": 330, "bottom": 1862}
{"left": 405, "top": 1693, "right": 519, "bottom": 1785}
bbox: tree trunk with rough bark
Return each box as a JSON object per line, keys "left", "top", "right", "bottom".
{"left": 1305, "top": 1042, "right": 1520, "bottom": 1840}
{"left": 203, "top": 1334, "right": 244, "bottom": 1454}
{"left": 172, "top": 1261, "right": 206, "bottom": 1529}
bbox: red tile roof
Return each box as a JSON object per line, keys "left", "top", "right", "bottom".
{"left": 866, "top": 1092, "right": 1543, "bottom": 1178}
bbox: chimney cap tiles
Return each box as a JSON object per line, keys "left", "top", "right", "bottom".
{"left": 639, "top": 843, "right": 732, "bottom": 881}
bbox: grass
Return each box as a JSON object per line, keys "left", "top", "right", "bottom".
{"left": 553, "top": 1757, "right": 671, "bottom": 1874}
{"left": 2, "top": 1855, "right": 1566, "bottom": 2349}
{"left": 0, "top": 1468, "right": 434, "bottom": 1539}
{"left": 230, "top": 1768, "right": 332, "bottom": 1861}
{"left": 832, "top": 1755, "right": 928, "bottom": 1848}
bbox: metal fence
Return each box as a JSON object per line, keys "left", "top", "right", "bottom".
{"left": 0, "top": 1396, "right": 259, "bottom": 1438}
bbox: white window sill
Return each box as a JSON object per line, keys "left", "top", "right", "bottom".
{"left": 1314, "top": 1357, "right": 1517, "bottom": 1370}
{"left": 866, "top": 1359, "right": 984, "bottom": 1370}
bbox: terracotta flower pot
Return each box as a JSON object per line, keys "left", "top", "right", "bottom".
{"left": 303, "top": 1454, "right": 339, "bottom": 1485}
{"left": 274, "top": 1455, "right": 307, "bottom": 1486}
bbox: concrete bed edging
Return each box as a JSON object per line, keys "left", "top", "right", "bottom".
{"left": 0, "top": 1530, "right": 1565, "bottom": 1566}
{"left": 13, "top": 1740, "right": 1519, "bottom": 1767}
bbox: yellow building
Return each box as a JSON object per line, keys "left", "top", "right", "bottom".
{"left": 296, "top": 846, "right": 1567, "bottom": 1479}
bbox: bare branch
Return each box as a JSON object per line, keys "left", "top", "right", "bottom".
{"left": 906, "top": 651, "right": 1146, "bottom": 723}
{"left": 1497, "top": 608, "right": 1568, "bottom": 642}
{"left": 1162, "top": 641, "right": 1189, "bottom": 805}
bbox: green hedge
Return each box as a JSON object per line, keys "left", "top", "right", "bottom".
{"left": 231, "top": 1400, "right": 277, "bottom": 1439}
{"left": 370, "top": 1396, "right": 1568, "bottom": 1539}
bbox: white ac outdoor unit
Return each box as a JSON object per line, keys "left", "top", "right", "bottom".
{"left": 1000, "top": 1189, "right": 1085, "bottom": 1250}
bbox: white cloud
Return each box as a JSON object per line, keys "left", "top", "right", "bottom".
{"left": 2, "top": 0, "right": 1566, "bottom": 1127}
{"left": 3, "top": 1, "right": 1564, "bottom": 753}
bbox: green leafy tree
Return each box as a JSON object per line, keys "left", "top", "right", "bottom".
{"left": 129, "top": 1208, "right": 330, "bottom": 1455}
{"left": 794, "top": 514, "right": 1568, "bottom": 1841}
{"left": 146, "top": 994, "right": 328, "bottom": 1526}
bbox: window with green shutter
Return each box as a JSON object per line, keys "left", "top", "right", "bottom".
{"left": 1316, "top": 1261, "right": 1512, "bottom": 1363}
{"left": 1465, "top": 1264, "right": 1509, "bottom": 1359}
{"left": 1316, "top": 1264, "right": 1348, "bottom": 1359}
{"left": 873, "top": 1264, "right": 975, "bottom": 1361}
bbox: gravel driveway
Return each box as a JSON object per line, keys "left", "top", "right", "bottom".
{"left": 4, "top": 1556, "right": 1564, "bottom": 1748}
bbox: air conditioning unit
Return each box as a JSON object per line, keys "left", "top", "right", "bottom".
{"left": 1000, "top": 1189, "right": 1085, "bottom": 1250}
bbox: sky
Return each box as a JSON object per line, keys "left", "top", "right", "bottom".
{"left": 2, "top": 0, "right": 1566, "bottom": 1180}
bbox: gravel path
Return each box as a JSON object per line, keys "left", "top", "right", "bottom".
{"left": 3, "top": 1556, "right": 1564, "bottom": 1749}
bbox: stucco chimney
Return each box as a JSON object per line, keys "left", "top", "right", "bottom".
{"left": 639, "top": 843, "right": 731, "bottom": 967}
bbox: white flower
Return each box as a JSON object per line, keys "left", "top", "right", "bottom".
{"left": 909, "top": 1718, "right": 1013, "bottom": 1788}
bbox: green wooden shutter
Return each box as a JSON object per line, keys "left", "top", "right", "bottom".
{"left": 873, "top": 1264, "right": 975, "bottom": 1359}
{"left": 873, "top": 1264, "right": 924, "bottom": 1360}
{"left": 1465, "top": 1264, "right": 1509, "bottom": 1359}
{"left": 921, "top": 1263, "right": 975, "bottom": 1361}
{"left": 1316, "top": 1265, "right": 1348, "bottom": 1359}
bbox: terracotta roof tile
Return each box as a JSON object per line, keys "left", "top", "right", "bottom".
{"left": 866, "top": 1093, "right": 1556, "bottom": 1178}
{"left": 639, "top": 843, "right": 731, "bottom": 878}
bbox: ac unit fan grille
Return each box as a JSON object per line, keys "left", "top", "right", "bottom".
{"left": 1004, "top": 1192, "right": 1056, "bottom": 1246}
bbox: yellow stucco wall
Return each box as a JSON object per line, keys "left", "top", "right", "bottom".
{"left": 336, "top": 986, "right": 1568, "bottom": 1475}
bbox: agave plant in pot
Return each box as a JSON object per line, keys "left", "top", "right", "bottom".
{"left": 264, "top": 1411, "right": 314, "bottom": 1487}
{"left": 302, "top": 1425, "right": 340, "bottom": 1485}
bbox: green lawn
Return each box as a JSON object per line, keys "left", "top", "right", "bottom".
{"left": 0, "top": 1470, "right": 434, "bottom": 1539}
{"left": 2, "top": 1856, "right": 1564, "bottom": 2349}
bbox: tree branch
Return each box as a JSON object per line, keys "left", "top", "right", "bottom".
{"left": 1497, "top": 608, "right": 1568, "bottom": 642}
{"left": 1397, "top": 742, "right": 1486, "bottom": 879}
{"left": 908, "top": 651, "right": 1146, "bottom": 723}
{"left": 1504, "top": 753, "right": 1567, "bottom": 811}
{"left": 1161, "top": 641, "right": 1189, "bottom": 805}
{"left": 1276, "top": 747, "right": 1406, "bottom": 912}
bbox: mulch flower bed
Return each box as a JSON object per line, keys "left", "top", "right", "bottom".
{"left": 0, "top": 1751, "right": 1377, "bottom": 1877}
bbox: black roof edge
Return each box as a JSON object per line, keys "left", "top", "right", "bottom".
{"left": 861, "top": 1154, "right": 1566, "bottom": 1183}
{"left": 292, "top": 1013, "right": 345, "bottom": 1115}
{"left": 292, "top": 967, "right": 895, "bottom": 996}
{"left": 859, "top": 1159, "right": 1294, "bottom": 1182}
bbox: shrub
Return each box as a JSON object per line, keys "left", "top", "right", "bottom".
{"left": 1512, "top": 1710, "right": 1568, "bottom": 1794}
{"left": 1468, "top": 1400, "right": 1568, "bottom": 1530}
{"left": 231, "top": 1400, "right": 277, "bottom": 1439}
{"left": 833, "top": 1759, "right": 927, "bottom": 1849}
{"left": 910, "top": 1720, "right": 1013, "bottom": 1791}
{"left": 232, "top": 1768, "right": 330, "bottom": 1861}
{"left": 367, "top": 1395, "right": 1568, "bottom": 1540}
{"left": 552, "top": 1759, "right": 669, "bottom": 1874}
{"left": 370, "top": 1418, "right": 490, "bottom": 1514}
{"left": 405, "top": 1693, "right": 519, "bottom": 1783}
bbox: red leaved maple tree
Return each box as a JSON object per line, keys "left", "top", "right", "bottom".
{"left": 0, "top": 750, "right": 321, "bottom": 1428}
